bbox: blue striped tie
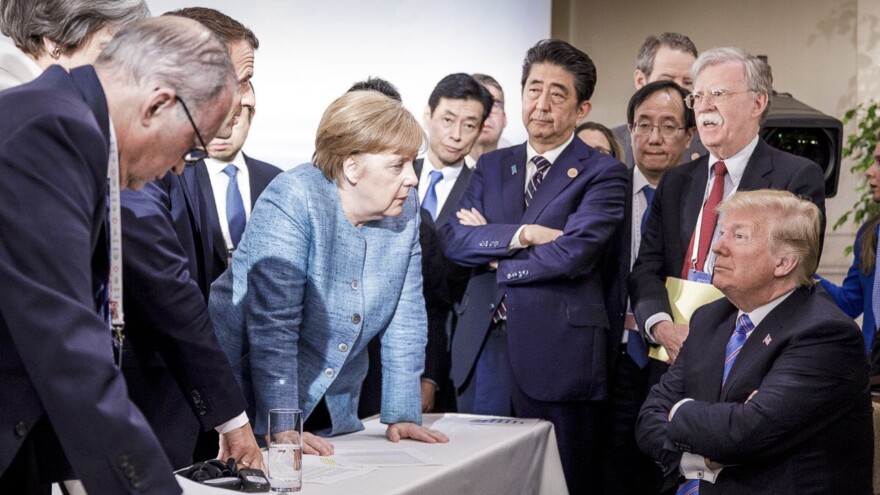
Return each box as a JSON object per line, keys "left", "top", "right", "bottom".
{"left": 724, "top": 314, "right": 754, "bottom": 385}
{"left": 676, "top": 479, "right": 700, "bottom": 495}
{"left": 524, "top": 155, "right": 550, "bottom": 208}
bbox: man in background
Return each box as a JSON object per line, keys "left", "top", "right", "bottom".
{"left": 465, "top": 73, "right": 507, "bottom": 167}
{"left": 197, "top": 97, "right": 282, "bottom": 284}
{"left": 604, "top": 80, "right": 695, "bottom": 495}
{"left": 612, "top": 32, "right": 704, "bottom": 166}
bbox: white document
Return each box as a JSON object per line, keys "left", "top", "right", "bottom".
{"left": 302, "top": 455, "right": 376, "bottom": 484}
{"left": 330, "top": 448, "right": 441, "bottom": 467}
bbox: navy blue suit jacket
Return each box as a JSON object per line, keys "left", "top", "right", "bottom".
{"left": 195, "top": 155, "right": 282, "bottom": 283}
{"left": 637, "top": 285, "right": 872, "bottom": 494}
{"left": 120, "top": 158, "right": 247, "bottom": 467}
{"left": 440, "top": 137, "right": 627, "bottom": 402}
{"left": 0, "top": 66, "right": 178, "bottom": 493}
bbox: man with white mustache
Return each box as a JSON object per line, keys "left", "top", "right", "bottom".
{"left": 629, "top": 47, "right": 825, "bottom": 375}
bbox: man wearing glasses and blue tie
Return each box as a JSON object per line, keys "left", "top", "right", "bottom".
{"left": 628, "top": 48, "right": 826, "bottom": 454}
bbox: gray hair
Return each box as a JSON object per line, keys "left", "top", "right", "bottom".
{"left": 635, "top": 32, "right": 698, "bottom": 77}
{"left": 692, "top": 47, "right": 774, "bottom": 121}
{"left": 94, "top": 17, "right": 235, "bottom": 119}
{"left": 0, "top": 0, "right": 149, "bottom": 57}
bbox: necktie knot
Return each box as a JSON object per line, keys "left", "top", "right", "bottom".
{"left": 713, "top": 161, "right": 727, "bottom": 177}
{"left": 533, "top": 155, "right": 551, "bottom": 173}
{"left": 223, "top": 164, "right": 238, "bottom": 179}
{"left": 735, "top": 313, "right": 753, "bottom": 335}
{"left": 427, "top": 170, "right": 443, "bottom": 187}
{"left": 642, "top": 185, "right": 656, "bottom": 205}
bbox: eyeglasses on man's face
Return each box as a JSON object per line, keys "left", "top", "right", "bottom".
{"left": 684, "top": 89, "right": 753, "bottom": 109}
{"left": 175, "top": 95, "right": 209, "bottom": 163}
{"left": 632, "top": 122, "right": 686, "bottom": 138}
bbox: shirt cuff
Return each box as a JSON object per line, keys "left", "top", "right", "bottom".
{"left": 644, "top": 312, "right": 673, "bottom": 344}
{"left": 509, "top": 225, "right": 527, "bottom": 250}
{"left": 215, "top": 411, "right": 249, "bottom": 435}
{"left": 679, "top": 453, "right": 723, "bottom": 483}
{"left": 668, "top": 398, "right": 693, "bottom": 421}
{"left": 420, "top": 377, "right": 439, "bottom": 390}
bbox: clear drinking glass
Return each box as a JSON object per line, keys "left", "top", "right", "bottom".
{"left": 267, "top": 408, "right": 303, "bottom": 492}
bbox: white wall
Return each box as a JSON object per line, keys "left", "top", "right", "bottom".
{"left": 0, "top": 1, "right": 551, "bottom": 167}
{"left": 144, "top": 0, "right": 551, "bottom": 168}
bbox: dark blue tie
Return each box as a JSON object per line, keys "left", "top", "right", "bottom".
{"left": 640, "top": 185, "right": 655, "bottom": 234}
{"left": 223, "top": 164, "right": 246, "bottom": 248}
{"left": 421, "top": 170, "right": 444, "bottom": 220}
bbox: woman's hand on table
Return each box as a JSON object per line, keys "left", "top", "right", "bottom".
{"left": 303, "top": 431, "right": 335, "bottom": 456}
{"left": 386, "top": 422, "right": 449, "bottom": 444}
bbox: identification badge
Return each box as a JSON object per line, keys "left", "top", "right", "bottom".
{"left": 687, "top": 269, "right": 712, "bottom": 284}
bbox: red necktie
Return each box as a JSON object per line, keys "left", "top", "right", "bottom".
{"left": 681, "top": 161, "right": 727, "bottom": 278}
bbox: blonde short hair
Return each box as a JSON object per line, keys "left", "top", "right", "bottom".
{"left": 717, "top": 189, "right": 820, "bottom": 287}
{"left": 313, "top": 90, "right": 424, "bottom": 182}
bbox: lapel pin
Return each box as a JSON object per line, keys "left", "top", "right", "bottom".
{"left": 763, "top": 334, "right": 772, "bottom": 346}
{"left": 567, "top": 168, "right": 578, "bottom": 178}
{"left": 511, "top": 164, "right": 517, "bottom": 175}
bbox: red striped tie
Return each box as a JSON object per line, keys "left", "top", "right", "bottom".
{"left": 681, "top": 161, "right": 727, "bottom": 278}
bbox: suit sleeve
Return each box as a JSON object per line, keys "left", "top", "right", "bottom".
{"left": 665, "top": 317, "right": 868, "bottom": 464}
{"left": 420, "top": 211, "right": 451, "bottom": 386}
{"left": 816, "top": 226, "right": 865, "bottom": 319}
{"left": 635, "top": 323, "right": 689, "bottom": 481}
{"left": 239, "top": 179, "right": 310, "bottom": 435}
{"left": 495, "top": 159, "right": 626, "bottom": 284}
{"left": 379, "top": 200, "right": 428, "bottom": 425}
{"left": 629, "top": 172, "right": 675, "bottom": 331}
{"left": 121, "top": 183, "right": 247, "bottom": 431}
{"left": 438, "top": 157, "right": 523, "bottom": 267}
{"left": 0, "top": 114, "right": 179, "bottom": 494}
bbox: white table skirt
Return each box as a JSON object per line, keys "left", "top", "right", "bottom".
{"left": 177, "top": 413, "right": 568, "bottom": 495}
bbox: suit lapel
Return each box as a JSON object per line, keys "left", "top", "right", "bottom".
{"left": 520, "top": 139, "right": 584, "bottom": 225}
{"left": 413, "top": 158, "right": 424, "bottom": 179}
{"left": 501, "top": 144, "right": 528, "bottom": 224}
{"left": 697, "top": 307, "right": 737, "bottom": 401}
{"left": 738, "top": 139, "right": 773, "bottom": 192}
{"left": 679, "top": 158, "right": 707, "bottom": 252}
{"left": 436, "top": 165, "right": 471, "bottom": 228}
{"left": 720, "top": 286, "right": 808, "bottom": 400}
{"left": 195, "top": 160, "right": 228, "bottom": 266}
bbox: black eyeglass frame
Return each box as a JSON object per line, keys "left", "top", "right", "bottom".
{"left": 175, "top": 95, "right": 209, "bottom": 163}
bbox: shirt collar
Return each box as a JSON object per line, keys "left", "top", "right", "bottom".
{"left": 633, "top": 166, "right": 651, "bottom": 197}
{"left": 205, "top": 152, "right": 246, "bottom": 176}
{"left": 526, "top": 133, "right": 575, "bottom": 166}
{"left": 707, "top": 134, "right": 759, "bottom": 186}
{"left": 737, "top": 288, "right": 795, "bottom": 329}
{"left": 423, "top": 155, "right": 464, "bottom": 181}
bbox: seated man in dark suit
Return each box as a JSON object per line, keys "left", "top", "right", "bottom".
{"left": 198, "top": 100, "right": 282, "bottom": 283}
{"left": 0, "top": 17, "right": 236, "bottom": 494}
{"left": 637, "top": 189, "right": 872, "bottom": 494}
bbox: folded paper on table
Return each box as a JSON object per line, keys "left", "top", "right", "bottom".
{"left": 649, "top": 277, "right": 725, "bottom": 362}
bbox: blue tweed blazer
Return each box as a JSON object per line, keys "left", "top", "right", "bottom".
{"left": 209, "top": 164, "right": 426, "bottom": 436}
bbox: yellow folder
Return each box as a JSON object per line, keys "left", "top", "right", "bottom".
{"left": 648, "top": 277, "right": 725, "bottom": 362}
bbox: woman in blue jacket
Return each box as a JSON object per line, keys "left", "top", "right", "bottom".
{"left": 210, "top": 90, "right": 448, "bottom": 453}
{"left": 818, "top": 142, "right": 880, "bottom": 351}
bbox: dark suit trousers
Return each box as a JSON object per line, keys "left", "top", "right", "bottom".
{"left": 511, "top": 382, "right": 604, "bottom": 495}
{"left": 456, "top": 323, "right": 513, "bottom": 416}
{"left": 603, "top": 350, "right": 663, "bottom": 495}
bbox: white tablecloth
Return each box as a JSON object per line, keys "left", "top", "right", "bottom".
{"left": 177, "top": 413, "right": 567, "bottom": 495}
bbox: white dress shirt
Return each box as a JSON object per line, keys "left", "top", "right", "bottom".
{"left": 205, "top": 153, "right": 252, "bottom": 252}
{"left": 417, "top": 155, "right": 464, "bottom": 215}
